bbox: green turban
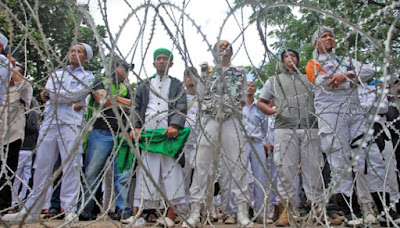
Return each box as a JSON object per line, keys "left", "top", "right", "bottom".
{"left": 153, "top": 48, "right": 173, "bottom": 61}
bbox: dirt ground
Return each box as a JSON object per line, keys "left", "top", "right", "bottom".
{"left": 2, "top": 217, "right": 383, "bottom": 228}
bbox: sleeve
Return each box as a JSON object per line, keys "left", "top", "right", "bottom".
{"left": 169, "top": 80, "right": 187, "bottom": 128}
{"left": 259, "top": 79, "right": 274, "bottom": 101}
{"left": 48, "top": 70, "right": 95, "bottom": 103}
{"left": 240, "top": 70, "right": 247, "bottom": 102}
{"left": 132, "top": 83, "right": 144, "bottom": 129}
{"left": 0, "top": 56, "right": 12, "bottom": 103}
{"left": 260, "top": 113, "right": 269, "bottom": 144}
{"left": 0, "top": 56, "right": 12, "bottom": 83}
{"left": 305, "top": 59, "right": 325, "bottom": 83}
{"left": 196, "top": 80, "right": 205, "bottom": 101}
{"left": 349, "top": 58, "right": 374, "bottom": 83}
{"left": 15, "top": 81, "right": 33, "bottom": 109}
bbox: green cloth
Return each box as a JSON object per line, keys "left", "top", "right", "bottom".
{"left": 138, "top": 128, "right": 190, "bottom": 157}
{"left": 153, "top": 48, "right": 173, "bottom": 61}
{"left": 116, "top": 135, "right": 135, "bottom": 173}
{"left": 116, "top": 128, "right": 191, "bottom": 173}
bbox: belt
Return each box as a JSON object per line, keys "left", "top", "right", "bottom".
{"left": 248, "top": 137, "right": 262, "bottom": 143}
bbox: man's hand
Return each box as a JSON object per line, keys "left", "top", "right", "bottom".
{"left": 325, "top": 73, "right": 349, "bottom": 89}
{"left": 73, "top": 101, "right": 83, "bottom": 111}
{"left": 130, "top": 128, "right": 142, "bottom": 141}
{"left": 40, "top": 91, "right": 49, "bottom": 103}
{"left": 11, "top": 68, "right": 24, "bottom": 85}
{"left": 163, "top": 125, "right": 178, "bottom": 139}
{"left": 264, "top": 144, "right": 274, "bottom": 158}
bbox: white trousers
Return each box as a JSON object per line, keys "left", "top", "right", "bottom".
{"left": 12, "top": 150, "right": 32, "bottom": 206}
{"left": 244, "top": 141, "right": 277, "bottom": 218}
{"left": 25, "top": 124, "right": 82, "bottom": 214}
{"left": 366, "top": 122, "right": 399, "bottom": 199}
{"left": 217, "top": 153, "right": 238, "bottom": 216}
{"left": 273, "top": 128, "right": 324, "bottom": 203}
{"left": 189, "top": 117, "right": 250, "bottom": 207}
{"left": 134, "top": 152, "right": 186, "bottom": 209}
{"left": 179, "top": 144, "right": 196, "bottom": 216}
{"left": 319, "top": 112, "right": 373, "bottom": 204}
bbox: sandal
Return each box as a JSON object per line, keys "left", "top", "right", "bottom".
{"left": 145, "top": 210, "right": 158, "bottom": 223}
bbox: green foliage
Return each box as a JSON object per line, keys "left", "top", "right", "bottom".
{"left": 236, "top": 0, "right": 399, "bottom": 84}
{"left": 0, "top": 0, "right": 106, "bottom": 87}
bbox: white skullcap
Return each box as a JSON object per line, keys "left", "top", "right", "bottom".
{"left": 78, "top": 42, "right": 93, "bottom": 60}
{"left": 312, "top": 26, "right": 334, "bottom": 45}
{"left": 0, "top": 33, "right": 8, "bottom": 49}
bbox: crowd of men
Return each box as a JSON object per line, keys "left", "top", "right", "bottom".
{"left": 0, "top": 25, "right": 400, "bottom": 228}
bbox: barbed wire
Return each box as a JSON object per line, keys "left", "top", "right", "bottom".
{"left": 0, "top": 0, "right": 398, "bottom": 227}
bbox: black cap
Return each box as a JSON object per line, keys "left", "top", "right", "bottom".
{"left": 280, "top": 49, "right": 299, "bottom": 63}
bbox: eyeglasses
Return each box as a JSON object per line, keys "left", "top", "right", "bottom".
{"left": 219, "top": 42, "right": 230, "bottom": 48}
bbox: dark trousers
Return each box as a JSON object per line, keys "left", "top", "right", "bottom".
{"left": 0, "top": 139, "right": 22, "bottom": 211}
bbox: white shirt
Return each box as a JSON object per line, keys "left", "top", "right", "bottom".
{"left": 312, "top": 54, "right": 374, "bottom": 113}
{"left": 145, "top": 74, "right": 171, "bottom": 130}
{"left": 0, "top": 54, "right": 12, "bottom": 106}
{"left": 43, "top": 66, "right": 94, "bottom": 127}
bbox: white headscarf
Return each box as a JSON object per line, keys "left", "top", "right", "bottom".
{"left": 312, "top": 26, "right": 335, "bottom": 59}
{"left": 312, "top": 26, "right": 334, "bottom": 45}
{"left": 78, "top": 42, "right": 93, "bottom": 60}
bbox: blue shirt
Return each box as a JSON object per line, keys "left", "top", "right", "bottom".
{"left": 0, "top": 54, "right": 12, "bottom": 106}
{"left": 242, "top": 100, "right": 268, "bottom": 142}
{"left": 43, "top": 66, "right": 94, "bottom": 127}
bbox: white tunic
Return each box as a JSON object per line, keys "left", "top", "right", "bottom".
{"left": 135, "top": 74, "right": 186, "bottom": 208}
{"left": 144, "top": 74, "right": 170, "bottom": 130}
{"left": 43, "top": 66, "right": 94, "bottom": 127}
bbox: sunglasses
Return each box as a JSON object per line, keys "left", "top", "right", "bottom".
{"left": 219, "top": 42, "right": 230, "bottom": 48}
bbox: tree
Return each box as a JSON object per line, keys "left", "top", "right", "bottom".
{"left": 0, "top": 0, "right": 106, "bottom": 88}
{"left": 235, "top": 0, "right": 399, "bottom": 87}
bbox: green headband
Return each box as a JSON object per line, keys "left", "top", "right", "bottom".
{"left": 153, "top": 48, "right": 173, "bottom": 61}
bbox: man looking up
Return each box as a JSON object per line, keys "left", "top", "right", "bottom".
{"left": 183, "top": 40, "right": 253, "bottom": 228}
{"left": 3, "top": 42, "right": 95, "bottom": 224}
{"left": 258, "top": 49, "right": 330, "bottom": 226}
{"left": 305, "top": 26, "right": 376, "bottom": 226}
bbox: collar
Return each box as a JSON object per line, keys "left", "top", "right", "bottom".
{"left": 245, "top": 98, "right": 257, "bottom": 108}
{"left": 67, "top": 65, "right": 84, "bottom": 73}
{"left": 317, "top": 53, "right": 336, "bottom": 62}
{"left": 155, "top": 74, "right": 169, "bottom": 81}
{"left": 222, "top": 63, "right": 233, "bottom": 69}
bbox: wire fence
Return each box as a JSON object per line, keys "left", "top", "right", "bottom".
{"left": 0, "top": 0, "right": 399, "bottom": 227}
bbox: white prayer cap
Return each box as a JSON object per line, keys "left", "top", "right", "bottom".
{"left": 78, "top": 42, "right": 93, "bottom": 60}
{"left": 0, "top": 33, "right": 8, "bottom": 49}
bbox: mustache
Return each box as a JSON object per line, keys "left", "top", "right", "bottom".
{"left": 187, "top": 84, "right": 195, "bottom": 88}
